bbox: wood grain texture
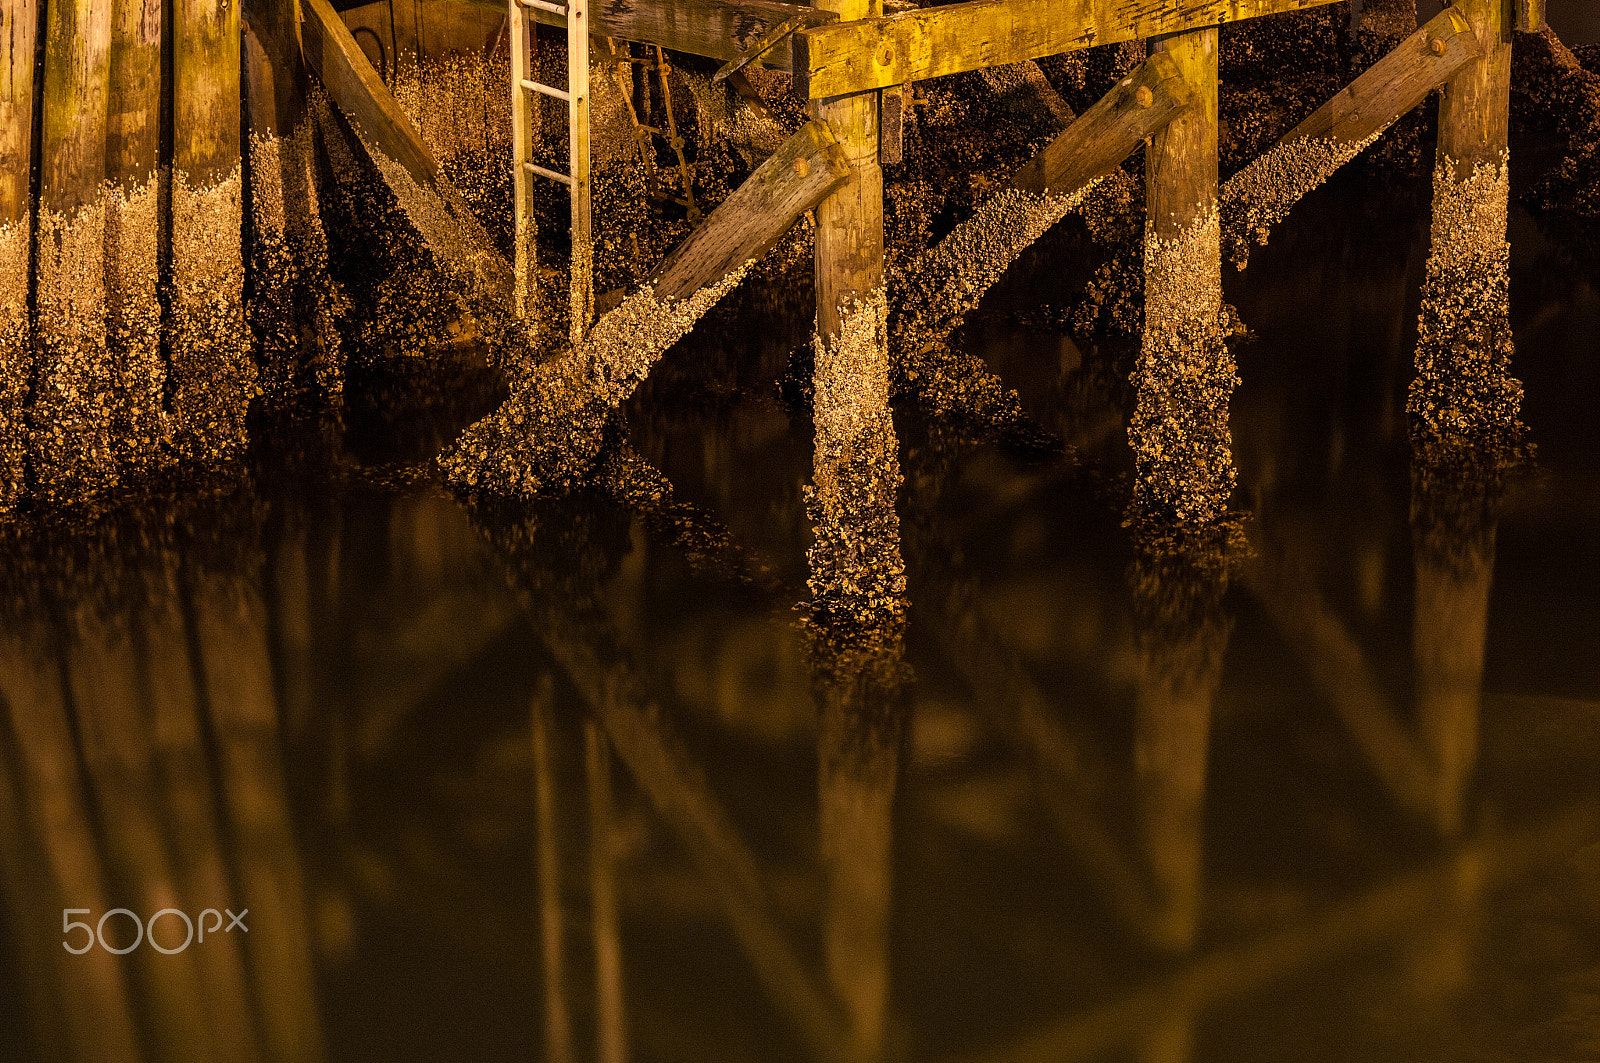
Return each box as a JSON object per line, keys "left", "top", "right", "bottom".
{"left": 1147, "top": 27, "right": 1217, "bottom": 237}
{"left": 795, "top": 0, "right": 1341, "bottom": 98}
{"left": 1285, "top": 4, "right": 1479, "bottom": 149}
{"left": 1514, "top": 0, "right": 1543, "bottom": 33}
{"left": 0, "top": 0, "right": 39, "bottom": 224}
{"left": 174, "top": 0, "right": 241, "bottom": 183}
{"left": 436, "top": 0, "right": 833, "bottom": 68}
{"left": 302, "top": 0, "right": 441, "bottom": 188}
{"left": 107, "top": 0, "right": 160, "bottom": 187}
{"left": 1012, "top": 51, "right": 1192, "bottom": 196}
{"left": 1438, "top": 0, "right": 1510, "bottom": 176}
{"left": 651, "top": 119, "right": 848, "bottom": 300}
{"left": 40, "top": 0, "right": 113, "bottom": 212}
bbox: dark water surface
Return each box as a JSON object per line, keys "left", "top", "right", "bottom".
{"left": 3, "top": 130, "right": 1600, "bottom": 1063}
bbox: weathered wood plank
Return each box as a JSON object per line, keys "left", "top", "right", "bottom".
{"left": 1438, "top": 0, "right": 1509, "bottom": 177}
{"left": 502, "top": 0, "right": 834, "bottom": 69}
{"left": 1514, "top": 0, "right": 1544, "bottom": 34}
{"left": 1287, "top": 4, "right": 1478, "bottom": 146}
{"left": 33, "top": 0, "right": 117, "bottom": 500}
{"left": 0, "top": 0, "right": 38, "bottom": 510}
{"left": 302, "top": 0, "right": 439, "bottom": 189}
{"left": 1221, "top": 4, "right": 1481, "bottom": 266}
{"left": 1012, "top": 50, "right": 1193, "bottom": 196}
{"left": 302, "top": 0, "right": 515, "bottom": 317}
{"left": 106, "top": 0, "right": 165, "bottom": 474}
{"left": 651, "top": 118, "right": 849, "bottom": 300}
{"left": 169, "top": 0, "right": 253, "bottom": 465}
{"left": 794, "top": 0, "right": 1343, "bottom": 98}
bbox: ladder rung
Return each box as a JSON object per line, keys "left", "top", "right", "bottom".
{"left": 518, "top": 0, "right": 568, "bottom": 13}
{"left": 521, "top": 78, "right": 571, "bottom": 102}
{"left": 524, "top": 161, "right": 574, "bottom": 186}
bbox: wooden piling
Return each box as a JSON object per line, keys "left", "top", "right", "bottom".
{"left": 807, "top": 0, "right": 907, "bottom": 623}
{"left": 245, "top": 0, "right": 346, "bottom": 401}
{"left": 0, "top": 0, "right": 37, "bottom": 511}
{"left": 1130, "top": 26, "right": 1238, "bottom": 525}
{"left": 107, "top": 0, "right": 167, "bottom": 474}
{"left": 32, "top": 0, "right": 118, "bottom": 502}
{"left": 170, "top": 0, "right": 254, "bottom": 465}
{"left": 1410, "top": 0, "right": 1522, "bottom": 446}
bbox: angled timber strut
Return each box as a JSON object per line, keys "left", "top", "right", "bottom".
{"left": 1221, "top": 4, "right": 1484, "bottom": 267}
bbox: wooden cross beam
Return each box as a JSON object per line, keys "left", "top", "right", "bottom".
{"left": 448, "top": 0, "right": 836, "bottom": 70}
{"left": 791, "top": 0, "right": 1343, "bottom": 99}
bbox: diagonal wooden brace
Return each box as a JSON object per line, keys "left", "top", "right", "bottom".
{"left": 1221, "top": 4, "right": 1482, "bottom": 267}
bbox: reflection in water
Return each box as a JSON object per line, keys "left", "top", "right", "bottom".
{"left": 1126, "top": 528, "right": 1241, "bottom": 955}
{"left": 0, "top": 494, "right": 323, "bottom": 1062}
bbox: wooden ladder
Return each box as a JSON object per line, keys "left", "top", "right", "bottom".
{"left": 510, "top": 0, "right": 593, "bottom": 347}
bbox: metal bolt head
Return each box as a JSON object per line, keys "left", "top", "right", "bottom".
{"left": 1430, "top": 37, "right": 1447, "bottom": 55}
{"left": 1136, "top": 85, "right": 1154, "bottom": 108}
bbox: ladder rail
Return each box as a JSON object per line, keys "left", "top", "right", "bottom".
{"left": 508, "top": 0, "right": 593, "bottom": 346}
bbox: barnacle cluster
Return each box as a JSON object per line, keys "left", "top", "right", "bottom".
{"left": 1409, "top": 155, "right": 1525, "bottom": 452}
{"left": 1129, "top": 206, "right": 1240, "bottom": 525}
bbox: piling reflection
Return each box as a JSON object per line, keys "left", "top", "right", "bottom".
{"left": 0, "top": 494, "right": 324, "bottom": 1062}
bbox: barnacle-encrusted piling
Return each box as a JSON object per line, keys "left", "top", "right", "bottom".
{"left": 0, "top": 0, "right": 34, "bottom": 512}
{"left": 170, "top": 0, "right": 254, "bottom": 465}
{"left": 1410, "top": 0, "right": 1522, "bottom": 450}
{"left": 806, "top": 292, "right": 907, "bottom": 624}
{"left": 1131, "top": 28, "right": 1238, "bottom": 525}
{"left": 107, "top": 0, "right": 167, "bottom": 475}
{"left": 31, "top": 0, "right": 118, "bottom": 503}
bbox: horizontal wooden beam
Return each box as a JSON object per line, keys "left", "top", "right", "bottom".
{"left": 793, "top": 0, "right": 1342, "bottom": 99}
{"left": 650, "top": 118, "right": 848, "bottom": 300}
{"left": 443, "top": 0, "right": 834, "bottom": 69}
{"left": 1012, "top": 51, "right": 1194, "bottom": 196}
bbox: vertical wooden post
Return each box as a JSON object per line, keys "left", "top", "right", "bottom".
{"left": 0, "top": 0, "right": 38, "bottom": 510}
{"left": 807, "top": 0, "right": 905, "bottom": 623}
{"left": 171, "top": 0, "right": 255, "bottom": 465}
{"left": 1130, "top": 26, "right": 1237, "bottom": 525}
{"left": 32, "top": 0, "right": 118, "bottom": 502}
{"left": 107, "top": 0, "right": 166, "bottom": 474}
{"left": 1410, "top": 0, "right": 1521, "bottom": 445}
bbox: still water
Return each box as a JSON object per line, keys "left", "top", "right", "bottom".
{"left": 3, "top": 113, "right": 1600, "bottom": 1063}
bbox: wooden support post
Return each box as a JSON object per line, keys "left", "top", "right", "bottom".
{"left": 170, "top": 0, "right": 254, "bottom": 465}
{"left": 33, "top": 0, "right": 118, "bottom": 502}
{"left": 807, "top": 0, "right": 906, "bottom": 624}
{"left": 1131, "top": 26, "right": 1236, "bottom": 524}
{"left": 0, "top": 0, "right": 37, "bottom": 511}
{"left": 245, "top": 0, "right": 347, "bottom": 400}
{"left": 107, "top": 0, "right": 166, "bottom": 474}
{"left": 441, "top": 120, "right": 848, "bottom": 498}
{"left": 1222, "top": 4, "right": 1482, "bottom": 268}
{"left": 1410, "top": 0, "right": 1522, "bottom": 446}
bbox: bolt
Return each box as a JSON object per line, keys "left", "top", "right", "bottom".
{"left": 795, "top": 157, "right": 809, "bottom": 177}
{"left": 1136, "top": 85, "right": 1154, "bottom": 108}
{"left": 1430, "top": 37, "right": 1446, "bottom": 55}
